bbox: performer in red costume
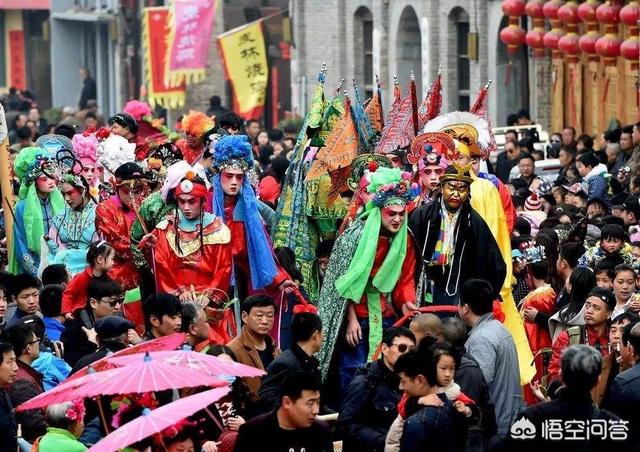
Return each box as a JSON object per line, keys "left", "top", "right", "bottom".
{"left": 211, "top": 135, "right": 295, "bottom": 300}
{"left": 95, "top": 162, "right": 150, "bottom": 290}
{"left": 177, "top": 110, "right": 216, "bottom": 165}
{"left": 143, "top": 166, "right": 235, "bottom": 341}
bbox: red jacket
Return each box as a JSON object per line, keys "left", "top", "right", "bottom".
{"left": 61, "top": 267, "right": 93, "bottom": 315}
{"left": 548, "top": 325, "right": 609, "bottom": 382}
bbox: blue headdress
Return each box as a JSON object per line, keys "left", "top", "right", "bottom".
{"left": 212, "top": 135, "right": 278, "bottom": 290}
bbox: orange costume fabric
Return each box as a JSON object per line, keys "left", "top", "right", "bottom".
{"left": 519, "top": 284, "right": 556, "bottom": 404}
{"left": 352, "top": 235, "right": 417, "bottom": 319}
{"left": 96, "top": 196, "right": 140, "bottom": 291}
{"left": 151, "top": 214, "right": 235, "bottom": 341}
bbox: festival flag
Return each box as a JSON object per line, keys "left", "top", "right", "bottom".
{"left": 217, "top": 20, "right": 269, "bottom": 119}
{"left": 418, "top": 66, "right": 443, "bottom": 129}
{"left": 365, "top": 75, "right": 384, "bottom": 133}
{"left": 166, "top": 0, "right": 218, "bottom": 86}
{"left": 142, "top": 7, "right": 186, "bottom": 108}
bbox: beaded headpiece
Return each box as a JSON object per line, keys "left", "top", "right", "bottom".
{"left": 212, "top": 135, "right": 254, "bottom": 172}
{"left": 367, "top": 167, "right": 420, "bottom": 208}
{"left": 347, "top": 153, "right": 392, "bottom": 191}
{"left": 13, "top": 147, "right": 58, "bottom": 187}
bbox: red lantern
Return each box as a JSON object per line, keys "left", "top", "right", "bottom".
{"left": 596, "top": 1, "right": 623, "bottom": 66}
{"left": 558, "top": 1, "right": 581, "bottom": 62}
{"left": 543, "top": 0, "right": 564, "bottom": 58}
{"left": 500, "top": 0, "right": 528, "bottom": 55}
{"left": 620, "top": 1, "right": 640, "bottom": 70}
{"left": 578, "top": 0, "right": 602, "bottom": 61}
{"left": 525, "top": 0, "right": 546, "bottom": 57}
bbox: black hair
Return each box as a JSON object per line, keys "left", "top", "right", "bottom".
{"left": 577, "top": 152, "right": 600, "bottom": 169}
{"left": 241, "top": 295, "right": 275, "bottom": 315}
{"left": 268, "top": 129, "right": 284, "bottom": 141}
{"left": 279, "top": 371, "right": 321, "bottom": 405}
{"left": 218, "top": 111, "right": 244, "bottom": 131}
{"left": 180, "top": 302, "right": 203, "bottom": 333}
{"left": 559, "top": 145, "right": 576, "bottom": 158}
{"left": 600, "top": 224, "right": 626, "bottom": 242}
{"left": 86, "top": 241, "right": 115, "bottom": 266}
{"left": 394, "top": 349, "right": 438, "bottom": 386}
{"left": 87, "top": 277, "right": 123, "bottom": 309}
{"left": 559, "top": 242, "right": 586, "bottom": 269}
{"left": 612, "top": 312, "right": 640, "bottom": 326}
{"left": 142, "top": 293, "right": 182, "bottom": 332}
{"left": 535, "top": 232, "right": 561, "bottom": 291}
{"left": 275, "top": 247, "right": 303, "bottom": 282}
{"left": 291, "top": 312, "right": 322, "bottom": 343}
{"left": 621, "top": 125, "right": 634, "bottom": 135}
{"left": 514, "top": 216, "right": 532, "bottom": 236}
{"left": 17, "top": 126, "right": 31, "bottom": 140}
{"left": 577, "top": 134, "right": 594, "bottom": 150}
{"left": 381, "top": 326, "right": 416, "bottom": 346}
{"left": 85, "top": 111, "right": 97, "bottom": 120}
{"left": 40, "top": 285, "right": 64, "bottom": 318}
{"left": 0, "top": 341, "right": 14, "bottom": 364}
{"left": 53, "top": 124, "right": 76, "bottom": 139}
{"left": 315, "top": 239, "right": 335, "bottom": 258}
{"left": 594, "top": 260, "right": 615, "bottom": 280}
{"left": 209, "top": 95, "right": 221, "bottom": 107}
{"left": 518, "top": 140, "right": 535, "bottom": 153}
{"left": 207, "top": 344, "right": 236, "bottom": 359}
{"left": 518, "top": 152, "right": 535, "bottom": 164}
{"left": 623, "top": 321, "right": 640, "bottom": 352}
{"left": 529, "top": 260, "right": 549, "bottom": 281}
{"left": 41, "top": 264, "right": 69, "bottom": 286}
{"left": 560, "top": 267, "right": 596, "bottom": 323}
{"left": 163, "top": 425, "right": 200, "bottom": 449}
{"left": 10, "top": 273, "right": 40, "bottom": 299}
{"left": 460, "top": 279, "right": 494, "bottom": 316}
{"left": 428, "top": 340, "right": 462, "bottom": 370}
{"left": 614, "top": 263, "right": 636, "bottom": 279}
{"left": 517, "top": 109, "right": 530, "bottom": 120}
{"left": 19, "top": 315, "right": 46, "bottom": 341}
{"left": 0, "top": 322, "right": 36, "bottom": 356}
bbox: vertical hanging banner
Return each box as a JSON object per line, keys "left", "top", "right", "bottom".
{"left": 142, "top": 7, "right": 186, "bottom": 108}
{"left": 217, "top": 20, "right": 269, "bottom": 120}
{"left": 8, "top": 30, "right": 26, "bottom": 91}
{"left": 166, "top": 0, "right": 217, "bottom": 86}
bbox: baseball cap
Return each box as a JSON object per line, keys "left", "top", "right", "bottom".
{"left": 623, "top": 194, "right": 640, "bottom": 218}
{"left": 586, "top": 287, "right": 616, "bottom": 311}
{"left": 95, "top": 316, "right": 135, "bottom": 339}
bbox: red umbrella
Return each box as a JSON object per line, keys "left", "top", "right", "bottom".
{"left": 67, "top": 332, "right": 187, "bottom": 381}
{"left": 108, "top": 349, "right": 265, "bottom": 378}
{"left": 89, "top": 386, "right": 231, "bottom": 452}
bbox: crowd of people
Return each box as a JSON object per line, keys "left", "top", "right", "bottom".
{"left": 0, "top": 70, "right": 639, "bottom": 452}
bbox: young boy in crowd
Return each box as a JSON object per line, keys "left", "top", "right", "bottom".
{"left": 578, "top": 224, "right": 632, "bottom": 270}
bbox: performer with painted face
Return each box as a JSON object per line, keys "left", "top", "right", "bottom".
{"left": 47, "top": 164, "right": 98, "bottom": 275}
{"left": 317, "top": 167, "right": 420, "bottom": 394}
{"left": 10, "top": 147, "right": 65, "bottom": 276}
{"left": 95, "top": 162, "right": 150, "bottom": 290}
{"left": 408, "top": 132, "right": 456, "bottom": 208}
{"left": 409, "top": 164, "right": 506, "bottom": 306}
{"left": 211, "top": 135, "right": 295, "bottom": 299}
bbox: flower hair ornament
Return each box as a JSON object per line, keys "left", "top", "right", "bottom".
{"left": 64, "top": 399, "right": 86, "bottom": 422}
{"left": 519, "top": 241, "right": 546, "bottom": 264}
{"left": 368, "top": 167, "right": 420, "bottom": 208}
{"left": 212, "top": 135, "right": 254, "bottom": 172}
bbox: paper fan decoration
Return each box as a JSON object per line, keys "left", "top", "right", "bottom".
{"left": 423, "top": 111, "right": 491, "bottom": 159}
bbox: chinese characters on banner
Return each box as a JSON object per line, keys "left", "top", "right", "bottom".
{"left": 142, "top": 7, "right": 186, "bottom": 108}
{"left": 216, "top": 20, "right": 268, "bottom": 120}
{"left": 8, "top": 30, "right": 26, "bottom": 91}
{"left": 167, "top": 0, "right": 217, "bottom": 86}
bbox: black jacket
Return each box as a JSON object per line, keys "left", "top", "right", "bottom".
{"left": 605, "top": 362, "right": 640, "bottom": 450}
{"left": 234, "top": 410, "right": 332, "bottom": 452}
{"left": 259, "top": 343, "right": 320, "bottom": 412}
{"left": 72, "top": 340, "right": 127, "bottom": 374}
{"left": 335, "top": 360, "right": 402, "bottom": 452}
{"left": 505, "top": 387, "right": 621, "bottom": 452}
{"left": 61, "top": 308, "right": 98, "bottom": 367}
{"left": 0, "top": 389, "right": 16, "bottom": 452}
{"left": 495, "top": 152, "right": 516, "bottom": 183}
{"left": 409, "top": 198, "right": 506, "bottom": 301}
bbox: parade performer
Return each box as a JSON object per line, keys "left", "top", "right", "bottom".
{"left": 409, "top": 164, "right": 506, "bottom": 306}
{"left": 143, "top": 166, "right": 235, "bottom": 342}
{"left": 71, "top": 128, "right": 100, "bottom": 193}
{"left": 178, "top": 110, "right": 216, "bottom": 165}
{"left": 95, "top": 162, "right": 150, "bottom": 290}
{"left": 108, "top": 112, "right": 148, "bottom": 161}
{"left": 47, "top": 164, "right": 98, "bottom": 275}
{"left": 211, "top": 135, "right": 294, "bottom": 299}
{"left": 317, "top": 167, "right": 420, "bottom": 394}
{"left": 9, "top": 147, "right": 65, "bottom": 276}
{"left": 407, "top": 132, "right": 456, "bottom": 208}
{"left": 97, "top": 132, "right": 136, "bottom": 181}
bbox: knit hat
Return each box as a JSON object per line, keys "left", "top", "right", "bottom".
{"left": 587, "top": 287, "right": 616, "bottom": 311}
{"left": 524, "top": 192, "right": 542, "bottom": 211}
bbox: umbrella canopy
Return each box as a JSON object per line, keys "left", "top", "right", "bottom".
{"left": 67, "top": 332, "right": 187, "bottom": 381}
{"left": 108, "top": 349, "right": 265, "bottom": 378}
{"left": 89, "top": 386, "right": 231, "bottom": 452}
{"left": 16, "top": 367, "right": 122, "bottom": 411}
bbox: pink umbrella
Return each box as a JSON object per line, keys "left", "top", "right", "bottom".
{"left": 89, "top": 386, "right": 231, "bottom": 452}
{"left": 108, "top": 349, "right": 265, "bottom": 378}
{"left": 67, "top": 333, "right": 187, "bottom": 381}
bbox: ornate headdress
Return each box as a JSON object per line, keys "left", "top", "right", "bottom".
{"left": 181, "top": 110, "right": 215, "bottom": 138}
{"left": 123, "top": 100, "right": 153, "bottom": 121}
{"left": 409, "top": 131, "right": 457, "bottom": 166}
{"left": 72, "top": 128, "right": 98, "bottom": 166}
{"left": 97, "top": 134, "right": 136, "bottom": 177}
{"left": 160, "top": 160, "right": 209, "bottom": 201}
{"left": 35, "top": 134, "right": 74, "bottom": 158}
{"left": 13, "top": 147, "right": 58, "bottom": 191}
{"left": 423, "top": 111, "right": 491, "bottom": 159}
{"left": 367, "top": 167, "right": 420, "bottom": 208}
{"left": 518, "top": 241, "right": 546, "bottom": 264}
{"left": 440, "top": 162, "right": 474, "bottom": 185}
{"left": 347, "top": 153, "right": 392, "bottom": 191}
{"left": 212, "top": 135, "right": 254, "bottom": 172}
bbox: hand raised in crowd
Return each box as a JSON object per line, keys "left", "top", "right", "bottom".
{"left": 127, "top": 328, "right": 142, "bottom": 345}
{"left": 82, "top": 326, "right": 98, "bottom": 345}
{"left": 628, "top": 294, "right": 640, "bottom": 313}
{"left": 227, "top": 415, "right": 245, "bottom": 431}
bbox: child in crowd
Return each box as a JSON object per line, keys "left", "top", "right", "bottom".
{"left": 578, "top": 224, "right": 632, "bottom": 270}
{"left": 385, "top": 340, "right": 477, "bottom": 451}
{"left": 594, "top": 260, "right": 615, "bottom": 290}
{"left": 61, "top": 241, "right": 115, "bottom": 317}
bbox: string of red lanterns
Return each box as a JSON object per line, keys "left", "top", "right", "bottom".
{"left": 542, "top": 0, "right": 565, "bottom": 58}
{"left": 595, "top": 1, "right": 623, "bottom": 66}
{"left": 578, "top": 0, "right": 602, "bottom": 61}
{"left": 526, "top": 0, "right": 547, "bottom": 57}
{"left": 620, "top": 1, "right": 640, "bottom": 69}
{"left": 558, "top": 1, "right": 581, "bottom": 62}
{"left": 500, "top": 0, "right": 528, "bottom": 55}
